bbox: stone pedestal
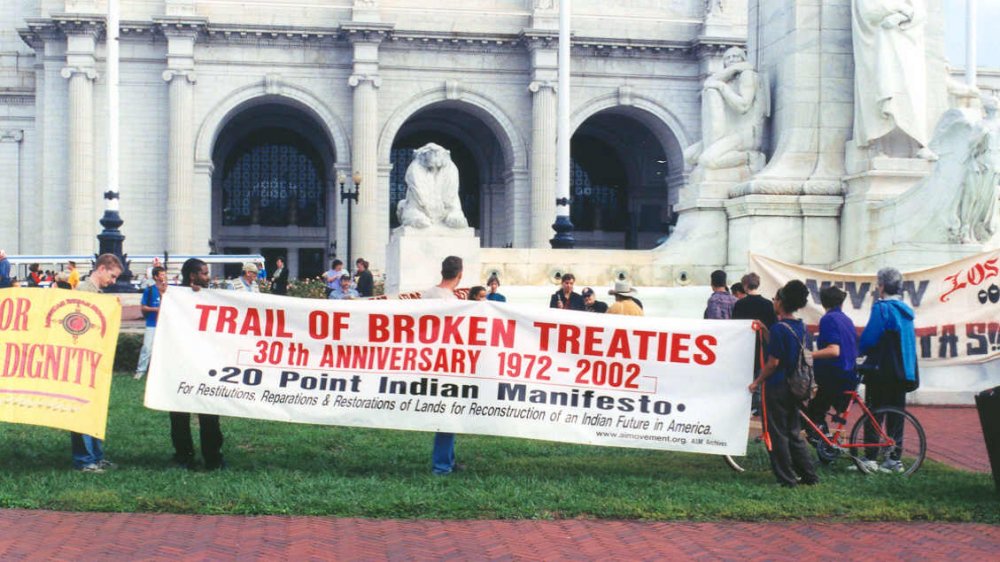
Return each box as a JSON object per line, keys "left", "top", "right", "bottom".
{"left": 386, "top": 226, "right": 481, "bottom": 295}
{"left": 840, "top": 156, "right": 933, "bottom": 263}
{"left": 652, "top": 167, "right": 743, "bottom": 283}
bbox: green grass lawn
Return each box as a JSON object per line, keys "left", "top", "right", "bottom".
{"left": 0, "top": 375, "right": 996, "bottom": 521}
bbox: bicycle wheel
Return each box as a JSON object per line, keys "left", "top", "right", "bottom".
{"left": 847, "top": 406, "right": 926, "bottom": 476}
{"left": 724, "top": 420, "right": 771, "bottom": 473}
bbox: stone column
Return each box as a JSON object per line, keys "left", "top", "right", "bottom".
{"left": 525, "top": 29, "right": 559, "bottom": 249}
{"left": 163, "top": 68, "right": 196, "bottom": 253}
{"left": 0, "top": 130, "right": 24, "bottom": 251}
{"left": 349, "top": 73, "right": 380, "bottom": 266}
{"left": 344, "top": 21, "right": 391, "bottom": 267}
{"left": 529, "top": 81, "right": 557, "bottom": 248}
{"left": 61, "top": 64, "right": 98, "bottom": 254}
{"left": 158, "top": 19, "right": 204, "bottom": 254}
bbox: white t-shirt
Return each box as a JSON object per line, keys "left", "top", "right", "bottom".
{"left": 422, "top": 285, "right": 457, "bottom": 300}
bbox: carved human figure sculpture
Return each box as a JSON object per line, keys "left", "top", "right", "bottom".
{"left": 956, "top": 101, "right": 1000, "bottom": 243}
{"left": 885, "top": 105, "right": 1000, "bottom": 245}
{"left": 396, "top": 143, "right": 469, "bottom": 229}
{"left": 851, "top": 0, "right": 936, "bottom": 160}
{"left": 684, "top": 47, "right": 769, "bottom": 171}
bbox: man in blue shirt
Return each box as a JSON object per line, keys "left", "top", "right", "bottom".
{"left": 805, "top": 286, "right": 859, "bottom": 439}
{"left": 135, "top": 266, "right": 167, "bottom": 380}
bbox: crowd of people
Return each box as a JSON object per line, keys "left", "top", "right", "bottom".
{"left": 703, "top": 268, "right": 918, "bottom": 487}
{"left": 1, "top": 250, "right": 918, "bottom": 486}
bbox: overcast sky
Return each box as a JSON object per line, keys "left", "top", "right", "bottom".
{"left": 945, "top": 0, "right": 1000, "bottom": 69}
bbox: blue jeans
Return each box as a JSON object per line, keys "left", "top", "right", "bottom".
{"left": 432, "top": 432, "right": 455, "bottom": 474}
{"left": 70, "top": 432, "right": 104, "bottom": 468}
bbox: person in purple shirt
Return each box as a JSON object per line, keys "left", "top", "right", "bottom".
{"left": 704, "top": 269, "right": 737, "bottom": 319}
{"left": 805, "top": 286, "right": 859, "bottom": 440}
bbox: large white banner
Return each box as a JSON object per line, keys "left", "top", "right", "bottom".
{"left": 750, "top": 249, "right": 1000, "bottom": 366}
{"left": 145, "top": 289, "right": 754, "bottom": 455}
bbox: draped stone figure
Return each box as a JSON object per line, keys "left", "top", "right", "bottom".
{"left": 885, "top": 106, "right": 1000, "bottom": 244}
{"left": 684, "top": 47, "right": 769, "bottom": 171}
{"left": 851, "top": 0, "right": 936, "bottom": 159}
{"left": 396, "top": 143, "right": 469, "bottom": 229}
{"left": 956, "top": 102, "right": 1000, "bottom": 243}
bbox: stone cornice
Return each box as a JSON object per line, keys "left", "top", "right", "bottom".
{"left": 691, "top": 35, "right": 747, "bottom": 58}
{"left": 52, "top": 12, "right": 106, "bottom": 38}
{"left": 0, "top": 90, "right": 34, "bottom": 106}
{"left": 153, "top": 16, "right": 209, "bottom": 38}
{"left": 341, "top": 21, "right": 395, "bottom": 43}
{"left": 18, "top": 16, "right": 705, "bottom": 60}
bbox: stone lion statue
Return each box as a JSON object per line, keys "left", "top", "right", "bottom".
{"left": 396, "top": 142, "right": 469, "bottom": 229}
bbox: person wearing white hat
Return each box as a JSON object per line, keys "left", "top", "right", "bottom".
{"left": 607, "top": 280, "right": 643, "bottom": 316}
{"left": 231, "top": 262, "right": 260, "bottom": 293}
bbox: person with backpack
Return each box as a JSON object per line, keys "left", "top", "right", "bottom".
{"left": 857, "top": 267, "right": 918, "bottom": 474}
{"left": 748, "top": 279, "right": 819, "bottom": 488}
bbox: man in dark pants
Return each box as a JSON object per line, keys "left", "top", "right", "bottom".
{"left": 858, "top": 267, "right": 917, "bottom": 474}
{"left": 270, "top": 257, "right": 289, "bottom": 295}
{"left": 169, "top": 258, "right": 225, "bottom": 470}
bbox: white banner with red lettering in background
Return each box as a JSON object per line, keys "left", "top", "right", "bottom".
{"left": 749, "top": 249, "right": 1000, "bottom": 366}
{"left": 145, "top": 288, "right": 755, "bottom": 455}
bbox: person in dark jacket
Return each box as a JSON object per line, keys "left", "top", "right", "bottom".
{"left": 549, "top": 273, "right": 584, "bottom": 311}
{"left": 748, "top": 279, "right": 818, "bottom": 488}
{"left": 354, "top": 258, "right": 374, "bottom": 297}
{"left": 581, "top": 287, "right": 608, "bottom": 313}
{"left": 270, "top": 257, "right": 289, "bottom": 295}
{"left": 857, "top": 267, "right": 917, "bottom": 474}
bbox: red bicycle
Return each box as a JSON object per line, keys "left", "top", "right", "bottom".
{"left": 725, "top": 383, "right": 927, "bottom": 476}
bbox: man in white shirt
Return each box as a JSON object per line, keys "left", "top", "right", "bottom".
{"left": 423, "top": 255, "right": 463, "bottom": 474}
{"left": 231, "top": 262, "right": 260, "bottom": 293}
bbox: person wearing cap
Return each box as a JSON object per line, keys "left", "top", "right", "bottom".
{"left": 704, "top": 269, "right": 737, "bottom": 319}
{"left": 607, "top": 280, "right": 643, "bottom": 316}
{"left": 549, "top": 273, "right": 584, "bottom": 311}
{"left": 485, "top": 274, "right": 506, "bottom": 302}
{"left": 330, "top": 273, "right": 359, "bottom": 299}
{"left": 581, "top": 287, "right": 608, "bottom": 313}
{"left": 231, "top": 262, "right": 260, "bottom": 293}
{"left": 0, "top": 249, "right": 10, "bottom": 289}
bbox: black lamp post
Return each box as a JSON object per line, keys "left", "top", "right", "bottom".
{"left": 338, "top": 171, "right": 362, "bottom": 267}
{"left": 97, "top": 190, "right": 135, "bottom": 292}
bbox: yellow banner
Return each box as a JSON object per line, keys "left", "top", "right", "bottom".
{"left": 0, "top": 288, "right": 121, "bottom": 438}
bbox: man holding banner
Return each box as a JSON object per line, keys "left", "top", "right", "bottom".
{"left": 168, "top": 258, "right": 226, "bottom": 471}
{"left": 423, "top": 256, "right": 465, "bottom": 475}
{"left": 71, "top": 253, "right": 123, "bottom": 472}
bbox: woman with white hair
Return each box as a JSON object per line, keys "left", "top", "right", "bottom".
{"left": 857, "top": 267, "right": 919, "bottom": 474}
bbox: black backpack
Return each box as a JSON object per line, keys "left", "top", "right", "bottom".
{"left": 775, "top": 322, "right": 815, "bottom": 402}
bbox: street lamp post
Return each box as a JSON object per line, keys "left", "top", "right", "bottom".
{"left": 338, "top": 171, "right": 362, "bottom": 267}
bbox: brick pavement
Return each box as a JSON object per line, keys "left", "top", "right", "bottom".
{"left": 0, "top": 510, "right": 997, "bottom": 561}
{"left": 910, "top": 406, "right": 991, "bottom": 473}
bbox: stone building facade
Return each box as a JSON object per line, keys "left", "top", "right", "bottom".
{"left": 0, "top": 0, "right": 749, "bottom": 278}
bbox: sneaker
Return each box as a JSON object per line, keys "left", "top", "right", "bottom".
{"left": 848, "top": 459, "right": 879, "bottom": 473}
{"left": 79, "top": 463, "right": 104, "bottom": 473}
{"left": 96, "top": 459, "right": 117, "bottom": 470}
{"left": 879, "top": 459, "right": 905, "bottom": 474}
{"left": 133, "top": 372, "right": 144, "bottom": 380}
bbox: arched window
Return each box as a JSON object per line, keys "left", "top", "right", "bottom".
{"left": 220, "top": 129, "right": 326, "bottom": 228}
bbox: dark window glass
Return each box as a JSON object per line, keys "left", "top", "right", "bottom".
{"left": 221, "top": 130, "right": 325, "bottom": 227}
